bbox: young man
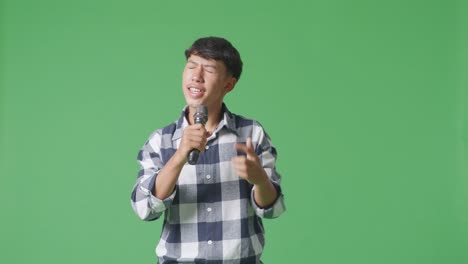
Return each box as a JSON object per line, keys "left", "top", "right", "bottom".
{"left": 131, "top": 37, "right": 285, "bottom": 263}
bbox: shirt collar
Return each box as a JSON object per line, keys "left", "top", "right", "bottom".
{"left": 172, "top": 103, "right": 238, "bottom": 141}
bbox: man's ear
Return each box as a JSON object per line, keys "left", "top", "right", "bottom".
{"left": 224, "top": 77, "right": 237, "bottom": 94}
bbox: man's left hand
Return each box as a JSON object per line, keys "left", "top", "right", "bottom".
{"left": 232, "top": 137, "right": 268, "bottom": 185}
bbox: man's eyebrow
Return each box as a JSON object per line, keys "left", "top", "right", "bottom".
{"left": 187, "top": 59, "right": 217, "bottom": 69}
{"left": 187, "top": 59, "right": 198, "bottom": 65}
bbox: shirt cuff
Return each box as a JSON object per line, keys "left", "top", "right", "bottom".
{"left": 139, "top": 171, "right": 177, "bottom": 213}
{"left": 148, "top": 189, "right": 177, "bottom": 213}
{"left": 250, "top": 182, "right": 285, "bottom": 218}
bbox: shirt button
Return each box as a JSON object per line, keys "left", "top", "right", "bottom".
{"left": 206, "top": 175, "right": 211, "bottom": 179}
{"left": 205, "top": 145, "right": 210, "bottom": 150}
{"left": 207, "top": 207, "right": 212, "bottom": 212}
{"left": 207, "top": 240, "right": 212, "bottom": 245}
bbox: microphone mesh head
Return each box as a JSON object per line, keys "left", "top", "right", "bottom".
{"left": 194, "top": 105, "right": 208, "bottom": 125}
{"left": 196, "top": 105, "right": 208, "bottom": 115}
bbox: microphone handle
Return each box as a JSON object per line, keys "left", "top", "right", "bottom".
{"left": 188, "top": 149, "right": 200, "bottom": 165}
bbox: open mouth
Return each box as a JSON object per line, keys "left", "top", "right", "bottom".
{"left": 189, "top": 87, "right": 202, "bottom": 93}
{"left": 188, "top": 87, "right": 205, "bottom": 98}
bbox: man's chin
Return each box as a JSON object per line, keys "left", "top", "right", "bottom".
{"left": 186, "top": 99, "right": 205, "bottom": 108}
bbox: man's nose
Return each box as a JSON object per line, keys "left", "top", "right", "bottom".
{"left": 191, "top": 68, "right": 204, "bottom": 82}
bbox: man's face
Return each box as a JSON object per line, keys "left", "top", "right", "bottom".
{"left": 182, "top": 54, "right": 236, "bottom": 112}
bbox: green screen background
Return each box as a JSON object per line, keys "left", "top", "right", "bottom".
{"left": 1, "top": 0, "right": 467, "bottom": 263}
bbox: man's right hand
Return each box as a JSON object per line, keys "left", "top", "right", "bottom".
{"left": 176, "top": 124, "right": 209, "bottom": 161}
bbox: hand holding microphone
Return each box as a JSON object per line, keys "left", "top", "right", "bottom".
{"left": 187, "top": 105, "right": 208, "bottom": 164}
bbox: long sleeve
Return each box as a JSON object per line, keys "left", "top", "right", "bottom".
{"left": 250, "top": 123, "right": 286, "bottom": 219}
{"left": 130, "top": 130, "right": 176, "bottom": 221}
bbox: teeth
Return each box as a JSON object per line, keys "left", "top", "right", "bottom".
{"left": 189, "top": 87, "right": 201, "bottom": 92}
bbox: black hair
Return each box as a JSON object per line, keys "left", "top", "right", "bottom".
{"left": 185, "top": 37, "right": 243, "bottom": 81}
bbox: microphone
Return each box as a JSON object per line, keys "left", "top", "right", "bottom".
{"left": 188, "top": 105, "right": 208, "bottom": 165}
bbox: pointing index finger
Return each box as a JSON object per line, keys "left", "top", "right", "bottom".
{"left": 246, "top": 137, "right": 254, "bottom": 152}
{"left": 235, "top": 137, "right": 256, "bottom": 156}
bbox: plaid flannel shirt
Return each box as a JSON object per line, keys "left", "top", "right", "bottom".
{"left": 131, "top": 104, "right": 285, "bottom": 264}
